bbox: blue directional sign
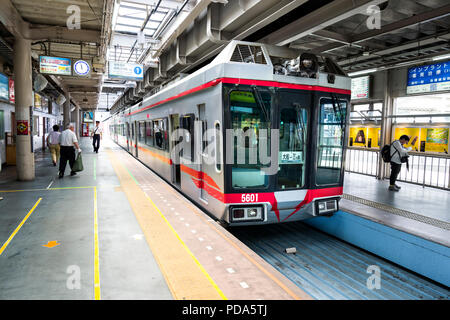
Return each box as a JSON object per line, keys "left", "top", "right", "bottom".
{"left": 407, "top": 61, "right": 450, "bottom": 94}
{"left": 108, "top": 61, "right": 144, "bottom": 81}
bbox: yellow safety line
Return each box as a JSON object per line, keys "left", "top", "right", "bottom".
{"left": 144, "top": 193, "right": 227, "bottom": 300}
{"left": 93, "top": 187, "right": 101, "bottom": 300}
{"left": 0, "top": 198, "right": 42, "bottom": 256}
{"left": 0, "top": 186, "right": 95, "bottom": 193}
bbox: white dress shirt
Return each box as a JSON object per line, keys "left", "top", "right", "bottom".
{"left": 390, "top": 140, "right": 411, "bottom": 164}
{"left": 93, "top": 126, "right": 103, "bottom": 135}
{"left": 48, "top": 131, "right": 61, "bottom": 145}
{"left": 59, "top": 129, "right": 78, "bottom": 147}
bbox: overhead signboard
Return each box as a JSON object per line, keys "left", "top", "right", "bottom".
{"left": 40, "top": 56, "right": 72, "bottom": 76}
{"left": 351, "top": 76, "right": 370, "bottom": 100}
{"left": 0, "top": 73, "right": 8, "bottom": 101}
{"left": 407, "top": 61, "right": 450, "bottom": 94}
{"left": 108, "top": 61, "right": 144, "bottom": 81}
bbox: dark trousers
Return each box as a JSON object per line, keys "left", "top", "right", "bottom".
{"left": 93, "top": 134, "right": 100, "bottom": 152}
{"left": 390, "top": 162, "right": 402, "bottom": 186}
{"left": 59, "top": 146, "right": 75, "bottom": 175}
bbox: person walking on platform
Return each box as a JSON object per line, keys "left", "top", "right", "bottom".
{"left": 46, "top": 124, "right": 61, "bottom": 166}
{"left": 92, "top": 121, "right": 102, "bottom": 153}
{"left": 59, "top": 124, "right": 81, "bottom": 178}
{"left": 389, "top": 134, "right": 417, "bottom": 191}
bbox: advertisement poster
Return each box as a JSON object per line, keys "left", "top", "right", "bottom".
{"left": 34, "top": 93, "right": 42, "bottom": 111}
{"left": 0, "top": 73, "right": 8, "bottom": 101}
{"left": 424, "top": 128, "right": 449, "bottom": 153}
{"left": 40, "top": 56, "right": 72, "bottom": 76}
{"left": 349, "top": 127, "right": 367, "bottom": 146}
{"left": 367, "top": 127, "right": 381, "bottom": 148}
{"left": 83, "top": 111, "right": 93, "bottom": 123}
{"left": 9, "top": 79, "right": 14, "bottom": 103}
{"left": 394, "top": 127, "right": 420, "bottom": 150}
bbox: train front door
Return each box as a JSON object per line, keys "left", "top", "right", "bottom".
{"left": 170, "top": 114, "right": 181, "bottom": 186}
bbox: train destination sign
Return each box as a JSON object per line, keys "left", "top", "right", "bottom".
{"left": 40, "top": 56, "right": 72, "bottom": 76}
{"left": 108, "top": 61, "right": 144, "bottom": 81}
{"left": 407, "top": 61, "right": 450, "bottom": 94}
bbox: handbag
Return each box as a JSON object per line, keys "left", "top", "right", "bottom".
{"left": 72, "top": 153, "right": 84, "bottom": 172}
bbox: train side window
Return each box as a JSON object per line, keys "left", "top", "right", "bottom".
{"left": 181, "top": 114, "right": 195, "bottom": 162}
{"left": 146, "top": 121, "right": 154, "bottom": 146}
{"left": 152, "top": 118, "right": 167, "bottom": 150}
{"left": 0, "top": 110, "right": 4, "bottom": 140}
{"left": 138, "top": 121, "right": 145, "bottom": 144}
{"left": 215, "top": 122, "right": 222, "bottom": 172}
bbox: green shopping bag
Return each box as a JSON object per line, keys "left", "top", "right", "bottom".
{"left": 72, "top": 153, "right": 84, "bottom": 172}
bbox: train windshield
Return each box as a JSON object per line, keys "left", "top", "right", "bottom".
{"left": 277, "top": 95, "right": 308, "bottom": 190}
{"left": 230, "top": 89, "right": 272, "bottom": 189}
{"left": 316, "top": 97, "right": 347, "bottom": 185}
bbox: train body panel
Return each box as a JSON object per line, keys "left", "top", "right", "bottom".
{"left": 108, "top": 41, "right": 351, "bottom": 226}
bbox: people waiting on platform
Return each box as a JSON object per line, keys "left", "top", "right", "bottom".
{"left": 389, "top": 134, "right": 417, "bottom": 191}
{"left": 59, "top": 124, "right": 81, "bottom": 178}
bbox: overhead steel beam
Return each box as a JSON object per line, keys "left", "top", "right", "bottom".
{"left": 258, "top": 0, "right": 387, "bottom": 46}
{"left": 316, "top": 3, "right": 450, "bottom": 53}
{"left": 338, "top": 31, "right": 450, "bottom": 67}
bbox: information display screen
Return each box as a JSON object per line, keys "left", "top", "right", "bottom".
{"left": 40, "top": 56, "right": 72, "bottom": 75}
{"left": 407, "top": 61, "right": 450, "bottom": 94}
{"left": 351, "top": 76, "right": 370, "bottom": 100}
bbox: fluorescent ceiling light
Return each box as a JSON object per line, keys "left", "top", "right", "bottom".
{"left": 112, "top": 0, "right": 121, "bottom": 31}
{"left": 347, "top": 68, "right": 378, "bottom": 77}
{"left": 432, "top": 54, "right": 450, "bottom": 61}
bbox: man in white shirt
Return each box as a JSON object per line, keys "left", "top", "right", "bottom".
{"left": 92, "top": 121, "right": 102, "bottom": 153}
{"left": 59, "top": 124, "right": 81, "bottom": 178}
{"left": 46, "top": 124, "right": 61, "bottom": 166}
{"left": 389, "top": 134, "right": 417, "bottom": 191}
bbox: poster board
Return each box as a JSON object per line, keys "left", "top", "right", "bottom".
{"left": 349, "top": 126, "right": 381, "bottom": 149}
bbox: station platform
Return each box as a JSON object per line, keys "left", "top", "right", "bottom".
{"left": 0, "top": 138, "right": 448, "bottom": 300}
{"left": 0, "top": 137, "right": 308, "bottom": 300}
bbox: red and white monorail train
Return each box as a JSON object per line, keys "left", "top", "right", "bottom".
{"left": 108, "top": 41, "right": 351, "bottom": 226}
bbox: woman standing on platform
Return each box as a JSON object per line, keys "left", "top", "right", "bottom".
{"left": 46, "top": 124, "right": 61, "bottom": 166}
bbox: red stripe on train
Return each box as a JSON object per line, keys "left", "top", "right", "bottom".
{"left": 125, "top": 77, "right": 350, "bottom": 116}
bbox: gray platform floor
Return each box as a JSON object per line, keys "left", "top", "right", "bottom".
{"left": 344, "top": 172, "right": 450, "bottom": 223}
{"left": 0, "top": 138, "right": 172, "bottom": 299}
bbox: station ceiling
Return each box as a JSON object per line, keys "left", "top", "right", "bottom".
{"left": 1, "top": 0, "right": 450, "bottom": 113}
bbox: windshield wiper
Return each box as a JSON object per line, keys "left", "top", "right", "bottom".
{"left": 330, "top": 94, "right": 345, "bottom": 132}
{"left": 251, "top": 85, "right": 270, "bottom": 123}
{"left": 293, "top": 103, "right": 306, "bottom": 150}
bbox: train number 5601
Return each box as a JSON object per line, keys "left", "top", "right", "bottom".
{"left": 241, "top": 194, "right": 259, "bottom": 203}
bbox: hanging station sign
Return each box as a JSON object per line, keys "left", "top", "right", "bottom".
{"left": 39, "top": 56, "right": 72, "bottom": 76}
{"left": 108, "top": 61, "right": 144, "bottom": 81}
{"left": 351, "top": 76, "right": 370, "bottom": 100}
{"left": 407, "top": 61, "right": 450, "bottom": 94}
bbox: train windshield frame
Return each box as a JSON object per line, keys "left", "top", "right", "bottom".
{"left": 315, "top": 97, "right": 348, "bottom": 186}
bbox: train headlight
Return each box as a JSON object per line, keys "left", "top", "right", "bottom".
{"left": 247, "top": 208, "right": 258, "bottom": 218}
{"left": 230, "top": 206, "right": 264, "bottom": 222}
{"left": 315, "top": 198, "right": 339, "bottom": 216}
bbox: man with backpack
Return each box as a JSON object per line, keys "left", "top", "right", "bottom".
{"left": 387, "top": 134, "right": 417, "bottom": 191}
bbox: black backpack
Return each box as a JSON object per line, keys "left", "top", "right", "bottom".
{"left": 381, "top": 144, "right": 392, "bottom": 163}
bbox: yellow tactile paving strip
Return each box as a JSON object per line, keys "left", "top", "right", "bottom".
{"left": 107, "top": 150, "right": 226, "bottom": 300}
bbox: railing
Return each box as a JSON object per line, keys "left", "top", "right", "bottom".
{"left": 397, "top": 152, "right": 450, "bottom": 190}
{"left": 345, "top": 147, "right": 379, "bottom": 177}
{"left": 344, "top": 147, "right": 450, "bottom": 190}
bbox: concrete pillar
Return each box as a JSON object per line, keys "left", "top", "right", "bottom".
{"left": 13, "top": 37, "right": 35, "bottom": 181}
{"left": 64, "top": 92, "right": 71, "bottom": 129}
{"left": 378, "top": 70, "right": 393, "bottom": 180}
{"left": 74, "top": 105, "right": 80, "bottom": 139}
